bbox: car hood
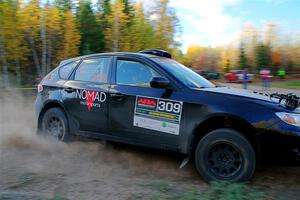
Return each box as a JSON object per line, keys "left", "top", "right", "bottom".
{"left": 201, "top": 86, "right": 278, "bottom": 103}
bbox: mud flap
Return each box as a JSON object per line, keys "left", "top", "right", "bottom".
{"left": 179, "top": 156, "right": 190, "bottom": 169}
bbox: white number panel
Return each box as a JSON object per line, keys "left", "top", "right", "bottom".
{"left": 133, "top": 96, "right": 183, "bottom": 135}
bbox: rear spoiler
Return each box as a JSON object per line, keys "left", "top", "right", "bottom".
{"left": 270, "top": 93, "right": 300, "bottom": 110}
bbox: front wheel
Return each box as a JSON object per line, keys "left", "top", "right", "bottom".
{"left": 195, "top": 128, "right": 256, "bottom": 182}
{"left": 41, "top": 107, "right": 70, "bottom": 142}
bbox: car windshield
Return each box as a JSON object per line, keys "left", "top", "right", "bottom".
{"left": 152, "top": 57, "right": 216, "bottom": 89}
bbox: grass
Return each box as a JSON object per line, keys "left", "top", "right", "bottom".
{"left": 141, "top": 181, "right": 268, "bottom": 200}
{"left": 252, "top": 80, "right": 300, "bottom": 89}
{"left": 4, "top": 173, "right": 35, "bottom": 190}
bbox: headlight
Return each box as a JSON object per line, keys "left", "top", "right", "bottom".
{"left": 276, "top": 112, "right": 300, "bottom": 127}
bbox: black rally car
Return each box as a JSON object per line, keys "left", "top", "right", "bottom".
{"left": 35, "top": 49, "right": 300, "bottom": 182}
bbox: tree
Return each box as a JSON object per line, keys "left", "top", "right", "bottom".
{"left": 124, "top": 1, "right": 156, "bottom": 51}
{"left": 224, "top": 59, "right": 231, "bottom": 73}
{"left": 19, "top": 0, "right": 42, "bottom": 78}
{"left": 40, "top": 3, "right": 62, "bottom": 75}
{"left": 240, "top": 24, "right": 259, "bottom": 71}
{"left": 185, "top": 45, "right": 203, "bottom": 69}
{"left": 264, "top": 23, "right": 277, "bottom": 47}
{"left": 290, "top": 35, "right": 300, "bottom": 69}
{"left": 97, "top": 0, "right": 111, "bottom": 51}
{"left": 271, "top": 49, "right": 281, "bottom": 72}
{"left": 0, "top": 0, "right": 15, "bottom": 87}
{"left": 55, "top": 0, "right": 72, "bottom": 16}
{"left": 104, "top": 0, "right": 128, "bottom": 51}
{"left": 239, "top": 43, "right": 247, "bottom": 70}
{"left": 77, "top": 0, "right": 105, "bottom": 54}
{"left": 0, "top": 0, "right": 28, "bottom": 87}
{"left": 58, "top": 10, "right": 80, "bottom": 60}
{"left": 255, "top": 43, "right": 271, "bottom": 70}
{"left": 121, "top": 0, "right": 134, "bottom": 25}
{"left": 152, "top": 0, "right": 179, "bottom": 51}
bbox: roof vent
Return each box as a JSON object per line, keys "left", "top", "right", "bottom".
{"left": 139, "top": 49, "right": 172, "bottom": 58}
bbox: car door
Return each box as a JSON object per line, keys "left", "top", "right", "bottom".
{"left": 62, "top": 56, "right": 112, "bottom": 133}
{"left": 108, "top": 57, "right": 183, "bottom": 148}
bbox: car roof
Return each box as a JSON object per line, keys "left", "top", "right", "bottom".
{"left": 59, "top": 52, "right": 159, "bottom": 66}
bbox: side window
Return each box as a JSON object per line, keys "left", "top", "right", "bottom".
{"left": 59, "top": 60, "right": 79, "bottom": 79}
{"left": 74, "top": 57, "right": 111, "bottom": 83}
{"left": 116, "top": 60, "right": 161, "bottom": 87}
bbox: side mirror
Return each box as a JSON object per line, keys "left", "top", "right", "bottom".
{"left": 150, "top": 77, "right": 170, "bottom": 89}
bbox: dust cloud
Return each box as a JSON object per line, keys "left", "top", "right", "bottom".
{"left": 0, "top": 91, "right": 200, "bottom": 199}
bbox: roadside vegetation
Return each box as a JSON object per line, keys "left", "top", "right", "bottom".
{"left": 137, "top": 181, "right": 268, "bottom": 200}
{"left": 252, "top": 80, "right": 300, "bottom": 89}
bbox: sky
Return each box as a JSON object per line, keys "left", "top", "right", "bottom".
{"left": 144, "top": 0, "right": 300, "bottom": 52}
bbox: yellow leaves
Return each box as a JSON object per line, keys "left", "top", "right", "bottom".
{"left": 105, "top": 0, "right": 129, "bottom": 51}
{"left": 58, "top": 10, "right": 80, "bottom": 60}
{"left": 104, "top": 0, "right": 177, "bottom": 52}
{"left": 44, "top": 6, "right": 61, "bottom": 34}
{"left": 135, "top": 0, "right": 144, "bottom": 21}
{"left": 122, "top": 1, "right": 156, "bottom": 52}
{"left": 0, "top": 0, "right": 28, "bottom": 61}
{"left": 19, "top": 0, "right": 41, "bottom": 37}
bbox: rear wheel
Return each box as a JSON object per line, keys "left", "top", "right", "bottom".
{"left": 195, "top": 128, "right": 256, "bottom": 182}
{"left": 41, "top": 107, "right": 70, "bottom": 142}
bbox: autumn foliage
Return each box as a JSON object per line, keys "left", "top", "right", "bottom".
{"left": 0, "top": 0, "right": 178, "bottom": 87}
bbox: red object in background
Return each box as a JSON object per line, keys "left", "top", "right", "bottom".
{"left": 225, "top": 73, "right": 239, "bottom": 82}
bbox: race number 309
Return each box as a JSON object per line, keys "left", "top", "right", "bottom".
{"left": 158, "top": 100, "right": 181, "bottom": 114}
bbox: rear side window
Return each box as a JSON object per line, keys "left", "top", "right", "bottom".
{"left": 116, "top": 59, "right": 161, "bottom": 87}
{"left": 74, "top": 57, "right": 112, "bottom": 83}
{"left": 59, "top": 61, "right": 79, "bottom": 79}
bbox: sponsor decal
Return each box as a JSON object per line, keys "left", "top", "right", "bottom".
{"left": 134, "top": 95, "right": 183, "bottom": 135}
{"left": 76, "top": 89, "right": 106, "bottom": 111}
{"left": 138, "top": 98, "right": 157, "bottom": 106}
{"left": 136, "top": 97, "right": 158, "bottom": 110}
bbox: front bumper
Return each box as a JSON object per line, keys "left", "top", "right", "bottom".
{"left": 257, "top": 120, "right": 300, "bottom": 162}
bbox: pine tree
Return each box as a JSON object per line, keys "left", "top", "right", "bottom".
{"left": 239, "top": 43, "right": 247, "bottom": 70}
{"left": 77, "top": 0, "right": 105, "bottom": 54}
{"left": 255, "top": 43, "right": 271, "bottom": 70}
{"left": 121, "top": 0, "right": 134, "bottom": 25}
{"left": 97, "top": 0, "right": 111, "bottom": 15}
{"left": 124, "top": 1, "right": 156, "bottom": 51}
{"left": 97, "top": 0, "right": 111, "bottom": 51}
{"left": 55, "top": 0, "right": 72, "bottom": 16}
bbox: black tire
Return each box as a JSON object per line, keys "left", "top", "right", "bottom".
{"left": 41, "top": 107, "right": 70, "bottom": 142}
{"left": 195, "top": 128, "right": 256, "bottom": 182}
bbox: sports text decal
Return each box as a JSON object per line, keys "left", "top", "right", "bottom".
{"left": 76, "top": 89, "right": 106, "bottom": 111}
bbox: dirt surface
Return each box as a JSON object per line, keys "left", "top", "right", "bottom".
{"left": 0, "top": 89, "right": 300, "bottom": 200}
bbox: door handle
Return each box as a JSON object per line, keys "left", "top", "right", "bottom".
{"left": 64, "top": 87, "right": 75, "bottom": 93}
{"left": 110, "top": 92, "right": 125, "bottom": 101}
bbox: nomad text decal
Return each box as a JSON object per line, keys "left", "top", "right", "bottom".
{"left": 134, "top": 96, "right": 183, "bottom": 135}
{"left": 76, "top": 90, "right": 106, "bottom": 111}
